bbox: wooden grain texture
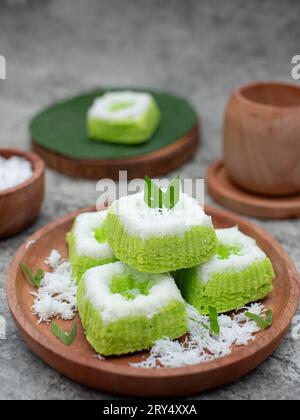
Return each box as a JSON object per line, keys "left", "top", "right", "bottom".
{"left": 207, "top": 160, "right": 300, "bottom": 219}
{"left": 224, "top": 81, "right": 300, "bottom": 196}
{"left": 0, "top": 149, "right": 45, "bottom": 238}
{"left": 31, "top": 124, "right": 199, "bottom": 180}
{"left": 6, "top": 205, "right": 300, "bottom": 397}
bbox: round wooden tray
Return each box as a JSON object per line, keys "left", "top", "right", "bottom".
{"left": 30, "top": 89, "right": 200, "bottom": 180}
{"left": 7, "top": 205, "right": 299, "bottom": 397}
{"left": 207, "top": 160, "right": 300, "bottom": 219}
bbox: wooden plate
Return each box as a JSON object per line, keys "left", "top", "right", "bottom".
{"left": 7, "top": 206, "right": 299, "bottom": 397}
{"left": 30, "top": 89, "right": 200, "bottom": 180}
{"left": 207, "top": 160, "right": 300, "bottom": 219}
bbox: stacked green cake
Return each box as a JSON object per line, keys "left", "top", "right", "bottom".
{"left": 68, "top": 178, "right": 275, "bottom": 357}
{"left": 174, "top": 227, "right": 274, "bottom": 314}
{"left": 67, "top": 211, "right": 117, "bottom": 283}
{"left": 105, "top": 190, "right": 217, "bottom": 273}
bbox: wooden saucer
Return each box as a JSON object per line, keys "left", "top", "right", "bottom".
{"left": 207, "top": 160, "right": 300, "bottom": 219}
{"left": 7, "top": 205, "right": 299, "bottom": 397}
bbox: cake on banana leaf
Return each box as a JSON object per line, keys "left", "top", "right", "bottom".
{"left": 87, "top": 91, "right": 160, "bottom": 144}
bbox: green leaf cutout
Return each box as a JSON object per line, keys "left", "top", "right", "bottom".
{"left": 208, "top": 306, "right": 220, "bottom": 336}
{"left": 245, "top": 309, "right": 273, "bottom": 330}
{"left": 51, "top": 322, "right": 77, "bottom": 346}
{"left": 217, "top": 243, "right": 240, "bottom": 260}
{"left": 144, "top": 176, "right": 181, "bottom": 209}
{"left": 20, "top": 262, "right": 44, "bottom": 288}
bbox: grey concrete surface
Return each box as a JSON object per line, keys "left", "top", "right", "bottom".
{"left": 0, "top": 0, "right": 299, "bottom": 400}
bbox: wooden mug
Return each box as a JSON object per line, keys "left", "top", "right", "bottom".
{"left": 224, "top": 81, "right": 300, "bottom": 196}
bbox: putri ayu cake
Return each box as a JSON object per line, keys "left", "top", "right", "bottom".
{"left": 105, "top": 186, "right": 217, "bottom": 273}
{"left": 77, "top": 261, "right": 187, "bottom": 356}
{"left": 87, "top": 91, "right": 160, "bottom": 144}
{"left": 175, "top": 227, "right": 275, "bottom": 314}
{"left": 67, "top": 211, "right": 117, "bottom": 283}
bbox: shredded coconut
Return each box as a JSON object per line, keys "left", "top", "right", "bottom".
{"left": 0, "top": 155, "right": 33, "bottom": 192}
{"left": 111, "top": 191, "right": 213, "bottom": 239}
{"left": 0, "top": 315, "right": 6, "bottom": 340}
{"left": 130, "top": 303, "right": 264, "bottom": 368}
{"left": 88, "top": 91, "right": 152, "bottom": 121}
{"left": 198, "top": 227, "right": 267, "bottom": 283}
{"left": 32, "top": 251, "right": 77, "bottom": 323}
{"left": 94, "top": 354, "right": 106, "bottom": 361}
{"left": 25, "top": 240, "right": 36, "bottom": 249}
{"left": 44, "top": 249, "right": 63, "bottom": 269}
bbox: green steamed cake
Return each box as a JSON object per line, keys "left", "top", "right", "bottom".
{"left": 105, "top": 191, "right": 217, "bottom": 273}
{"left": 87, "top": 91, "right": 160, "bottom": 144}
{"left": 67, "top": 211, "right": 117, "bottom": 283}
{"left": 77, "top": 261, "right": 187, "bottom": 356}
{"left": 175, "top": 227, "right": 275, "bottom": 314}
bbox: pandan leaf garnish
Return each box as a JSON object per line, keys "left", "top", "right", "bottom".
{"left": 51, "top": 321, "right": 77, "bottom": 346}
{"left": 144, "top": 176, "right": 181, "bottom": 210}
{"left": 245, "top": 309, "right": 273, "bottom": 330}
{"left": 20, "top": 262, "right": 44, "bottom": 288}
{"left": 208, "top": 306, "right": 220, "bottom": 336}
{"left": 189, "top": 316, "right": 209, "bottom": 331}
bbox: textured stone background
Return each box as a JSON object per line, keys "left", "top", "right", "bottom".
{"left": 0, "top": 0, "right": 299, "bottom": 400}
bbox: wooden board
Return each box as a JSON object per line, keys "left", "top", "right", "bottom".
{"left": 30, "top": 89, "right": 200, "bottom": 180}
{"left": 32, "top": 125, "right": 199, "bottom": 180}
{"left": 207, "top": 160, "right": 300, "bottom": 219}
{"left": 7, "top": 205, "right": 299, "bottom": 397}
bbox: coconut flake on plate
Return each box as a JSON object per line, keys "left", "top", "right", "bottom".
{"left": 130, "top": 303, "right": 265, "bottom": 369}
{"left": 32, "top": 250, "right": 77, "bottom": 323}
{"left": 44, "top": 249, "right": 64, "bottom": 269}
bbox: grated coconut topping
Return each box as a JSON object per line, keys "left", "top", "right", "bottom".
{"left": 32, "top": 251, "right": 77, "bottom": 323}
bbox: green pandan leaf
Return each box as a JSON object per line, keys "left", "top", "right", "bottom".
{"left": 165, "top": 176, "right": 181, "bottom": 209}
{"left": 144, "top": 176, "right": 163, "bottom": 209}
{"left": 51, "top": 322, "right": 77, "bottom": 346}
{"left": 144, "top": 176, "right": 181, "bottom": 210}
{"left": 34, "top": 269, "right": 45, "bottom": 287}
{"left": 208, "top": 306, "right": 220, "bottom": 336}
{"left": 245, "top": 310, "right": 273, "bottom": 330}
{"left": 20, "top": 262, "right": 44, "bottom": 288}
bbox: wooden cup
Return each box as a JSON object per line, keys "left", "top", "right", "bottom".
{"left": 0, "top": 149, "right": 45, "bottom": 238}
{"left": 224, "top": 81, "right": 300, "bottom": 196}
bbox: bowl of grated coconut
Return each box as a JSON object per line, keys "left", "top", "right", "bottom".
{"left": 0, "top": 149, "right": 45, "bottom": 238}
